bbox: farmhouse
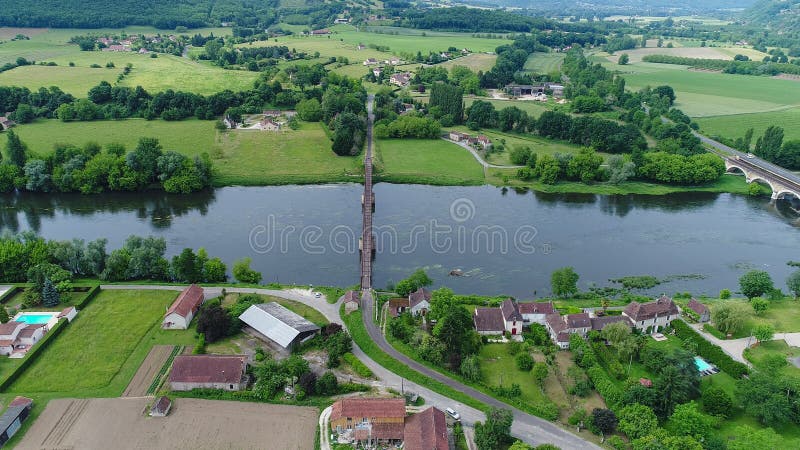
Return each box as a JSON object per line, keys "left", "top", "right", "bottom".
{"left": 223, "top": 114, "right": 237, "bottom": 129}
{"left": 546, "top": 312, "right": 634, "bottom": 349}
{"left": 0, "top": 397, "right": 32, "bottom": 446}
{"left": 238, "top": 302, "right": 320, "bottom": 350}
{"left": 477, "top": 135, "right": 492, "bottom": 149}
{"left": 449, "top": 131, "right": 469, "bottom": 142}
{"left": 364, "top": 58, "right": 378, "bottom": 66}
{"left": 623, "top": 295, "right": 680, "bottom": 333}
{"left": 341, "top": 290, "right": 360, "bottom": 314}
{"left": 388, "top": 298, "right": 410, "bottom": 317}
{"left": 409, "top": 288, "right": 431, "bottom": 316}
{"left": 372, "top": 67, "right": 383, "bottom": 77}
{"left": 169, "top": 355, "right": 248, "bottom": 391}
{"left": 331, "top": 398, "right": 406, "bottom": 446}
{"left": 473, "top": 307, "right": 505, "bottom": 335}
{"left": 390, "top": 72, "right": 412, "bottom": 87}
{"left": 687, "top": 298, "right": 710, "bottom": 322}
{"left": 518, "top": 301, "right": 555, "bottom": 325}
{"left": 259, "top": 118, "right": 282, "bottom": 131}
{"left": 311, "top": 29, "right": 330, "bottom": 35}
{"left": 0, "top": 117, "right": 15, "bottom": 130}
{"left": 162, "top": 284, "right": 205, "bottom": 330}
{"left": 403, "top": 407, "right": 449, "bottom": 450}
{"left": 590, "top": 315, "right": 633, "bottom": 332}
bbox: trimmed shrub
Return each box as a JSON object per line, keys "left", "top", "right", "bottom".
{"left": 587, "top": 365, "right": 622, "bottom": 409}
{"left": 591, "top": 341, "right": 625, "bottom": 380}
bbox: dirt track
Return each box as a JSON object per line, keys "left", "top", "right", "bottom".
{"left": 18, "top": 398, "right": 317, "bottom": 450}
{"left": 122, "top": 345, "right": 174, "bottom": 397}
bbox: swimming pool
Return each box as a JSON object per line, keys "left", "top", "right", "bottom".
{"left": 694, "top": 356, "right": 713, "bottom": 372}
{"left": 14, "top": 312, "right": 58, "bottom": 325}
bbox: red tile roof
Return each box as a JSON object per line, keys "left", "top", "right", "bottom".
{"left": 408, "top": 288, "right": 431, "bottom": 308}
{"left": 473, "top": 308, "right": 505, "bottom": 332}
{"left": 169, "top": 355, "right": 246, "bottom": 384}
{"left": 342, "top": 290, "right": 360, "bottom": 304}
{"left": 165, "top": 284, "right": 204, "bottom": 319}
{"left": 624, "top": 295, "right": 679, "bottom": 322}
{"left": 8, "top": 396, "right": 32, "bottom": 407}
{"left": 687, "top": 298, "right": 709, "bottom": 316}
{"left": 354, "top": 422, "right": 404, "bottom": 441}
{"left": 0, "top": 321, "right": 23, "bottom": 336}
{"left": 639, "top": 378, "right": 653, "bottom": 387}
{"left": 404, "top": 407, "right": 448, "bottom": 450}
{"left": 500, "top": 299, "right": 522, "bottom": 322}
{"left": 545, "top": 313, "right": 566, "bottom": 334}
{"left": 331, "top": 398, "right": 406, "bottom": 422}
{"left": 518, "top": 301, "right": 555, "bottom": 315}
{"left": 566, "top": 313, "right": 591, "bottom": 329}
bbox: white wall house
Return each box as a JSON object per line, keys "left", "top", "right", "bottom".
{"left": 623, "top": 296, "right": 680, "bottom": 333}
{"left": 163, "top": 284, "right": 205, "bottom": 330}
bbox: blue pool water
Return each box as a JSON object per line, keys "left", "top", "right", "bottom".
{"left": 694, "top": 356, "right": 713, "bottom": 372}
{"left": 14, "top": 313, "right": 56, "bottom": 325}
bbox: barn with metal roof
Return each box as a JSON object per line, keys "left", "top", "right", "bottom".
{"left": 238, "top": 303, "right": 320, "bottom": 350}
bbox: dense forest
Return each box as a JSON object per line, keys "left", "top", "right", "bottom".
{"left": 746, "top": 0, "right": 800, "bottom": 34}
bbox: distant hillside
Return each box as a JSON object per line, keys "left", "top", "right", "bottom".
{"left": 746, "top": 0, "right": 800, "bottom": 32}
{"left": 481, "top": 0, "right": 757, "bottom": 15}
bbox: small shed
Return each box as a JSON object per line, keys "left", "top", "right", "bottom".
{"left": 0, "top": 397, "right": 32, "bottom": 446}
{"left": 150, "top": 396, "right": 172, "bottom": 417}
{"left": 341, "top": 291, "right": 360, "bottom": 314}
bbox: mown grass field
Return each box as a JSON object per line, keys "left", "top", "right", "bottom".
{"left": 0, "top": 26, "right": 255, "bottom": 95}
{"left": 696, "top": 107, "right": 800, "bottom": 142}
{"left": 9, "top": 289, "right": 178, "bottom": 394}
{"left": 329, "top": 25, "right": 510, "bottom": 55}
{"left": 12, "top": 119, "right": 361, "bottom": 186}
{"left": 445, "top": 127, "right": 589, "bottom": 165}
{"left": 438, "top": 53, "right": 497, "bottom": 73}
{"left": 374, "top": 138, "right": 485, "bottom": 185}
{"left": 701, "top": 296, "right": 800, "bottom": 339}
{"left": 598, "top": 57, "right": 800, "bottom": 118}
{"left": 478, "top": 344, "right": 551, "bottom": 405}
{"left": 523, "top": 53, "right": 565, "bottom": 73}
{"left": 464, "top": 97, "right": 553, "bottom": 118}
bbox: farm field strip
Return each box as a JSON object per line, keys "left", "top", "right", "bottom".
{"left": 121, "top": 345, "right": 175, "bottom": 398}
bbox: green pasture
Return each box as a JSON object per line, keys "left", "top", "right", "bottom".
{"left": 0, "top": 65, "right": 119, "bottom": 95}
{"left": 701, "top": 296, "right": 800, "bottom": 339}
{"left": 328, "top": 25, "right": 510, "bottom": 55}
{"left": 478, "top": 344, "right": 551, "bottom": 405}
{"left": 604, "top": 59, "right": 800, "bottom": 117}
{"left": 696, "top": 107, "right": 800, "bottom": 142}
{"left": 438, "top": 53, "right": 497, "bottom": 73}
{"left": 464, "top": 97, "right": 554, "bottom": 118}
{"left": 12, "top": 119, "right": 361, "bottom": 186}
{"left": 374, "top": 138, "right": 485, "bottom": 185}
{"left": 522, "top": 53, "right": 565, "bottom": 74}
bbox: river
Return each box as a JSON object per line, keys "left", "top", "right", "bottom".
{"left": 1, "top": 184, "right": 798, "bottom": 298}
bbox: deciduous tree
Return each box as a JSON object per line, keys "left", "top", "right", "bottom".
{"left": 739, "top": 270, "right": 773, "bottom": 299}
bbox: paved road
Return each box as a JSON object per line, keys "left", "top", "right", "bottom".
{"left": 443, "top": 138, "right": 524, "bottom": 169}
{"left": 99, "top": 285, "right": 597, "bottom": 447}
{"left": 359, "top": 293, "right": 598, "bottom": 448}
{"left": 688, "top": 321, "right": 800, "bottom": 366}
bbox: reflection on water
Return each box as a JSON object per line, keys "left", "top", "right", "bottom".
{"left": 0, "top": 184, "right": 797, "bottom": 297}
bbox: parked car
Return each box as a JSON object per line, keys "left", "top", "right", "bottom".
{"left": 445, "top": 407, "right": 460, "bottom": 421}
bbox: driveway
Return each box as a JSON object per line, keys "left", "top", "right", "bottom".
{"left": 319, "top": 405, "right": 332, "bottom": 450}
{"left": 443, "top": 138, "right": 524, "bottom": 169}
{"left": 689, "top": 322, "right": 800, "bottom": 365}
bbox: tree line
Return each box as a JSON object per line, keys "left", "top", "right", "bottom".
{"left": 642, "top": 54, "right": 800, "bottom": 76}
{"left": 1, "top": 133, "right": 212, "bottom": 194}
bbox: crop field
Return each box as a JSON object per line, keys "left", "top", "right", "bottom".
{"left": 13, "top": 119, "right": 360, "bottom": 186}
{"left": 523, "top": 53, "right": 565, "bottom": 73}
{"left": 601, "top": 58, "right": 800, "bottom": 117}
{"left": 603, "top": 47, "right": 735, "bottom": 64}
{"left": 438, "top": 53, "right": 497, "bottom": 72}
{"left": 328, "top": 25, "right": 510, "bottom": 55}
{"left": 9, "top": 290, "right": 178, "bottom": 395}
{"left": 696, "top": 107, "right": 800, "bottom": 142}
{"left": 375, "top": 138, "right": 485, "bottom": 185}
{"left": 17, "top": 398, "right": 317, "bottom": 450}
{"left": 244, "top": 36, "right": 390, "bottom": 62}
{"left": 0, "top": 65, "right": 119, "bottom": 95}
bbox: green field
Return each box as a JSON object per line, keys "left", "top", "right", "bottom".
{"left": 701, "top": 296, "right": 800, "bottom": 339}
{"left": 523, "top": 53, "right": 565, "bottom": 74}
{"left": 438, "top": 53, "right": 497, "bottom": 73}
{"left": 9, "top": 289, "right": 178, "bottom": 394}
{"left": 478, "top": 344, "right": 551, "bottom": 405}
{"left": 374, "top": 138, "right": 485, "bottom": 185}
{"left": 597, "top": 57, "right": 800, "bottom": 118}
{"left": 12, "top": 119, "right": 361, "bottom": 185}
{"left": 328, "top": 25, "right": 510, "bottom": 55}
{"left": 446, "top": 127, "right": 588, "bottom": 165}
{"left": 696, "top": 107, "right": 800, "bottom": 142}
{"left": 0, "top": 26, "right": 255, "bottom": 95}
{"left": 465, "top": 97, "right": 554, "bottom": 118}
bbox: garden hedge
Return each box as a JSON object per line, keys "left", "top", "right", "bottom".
{"left": 591, "top": 341, "right": 626, "bottom": 380}
{"left": 74, "top": 285, "right": 101, "bottom": 309}
{"left": 673, "top": 320, "right": 748, "bottom": 378}
{"left": 0, "top": 317, "right": 69, "bottom": 391}
{"left": 0, "top": 286, "right": 21, "bottom": 304}
{"left": 587, "top": 365, "right": 622, "bottom": 409}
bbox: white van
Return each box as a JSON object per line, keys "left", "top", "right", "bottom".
{"left": 445, "top": 407, "right": 460, "bottom": 421}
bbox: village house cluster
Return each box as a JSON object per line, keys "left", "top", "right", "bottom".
{"left": 223, "top": 110, "right": 297, "bottom": 131}
{"left": 448, "top": 131, "right": 492, "bottom": 150}
{"left": 97, "top": 34, "right": 180, "bottom": 53}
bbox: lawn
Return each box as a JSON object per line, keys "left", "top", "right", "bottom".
{"left": 374, "top": 138, "right": 485, "bottom": 185}
{"left": 522, "top": 53, "right": 565, "bottom": 74}
{"left": 464, "top": 97, "right": 554, "bottom": 118}
{"left": 696, "top": 107, "right": 800, "bottom": 142}
{"left": 743, "top": 340, "right": 800, "bottom": 377}
{"left": 329, "top": 25, "right": 511, "bottom": 55}
{"left": 445, "top": 127, "right": 591, "bottom": 165}
{"left": 478, "top": 344, "right": 551, "bottom": 405}
{"left": 12, "top": 119, "right": 362, "bottom": 186}
{"left": 9, "top": 289, "right": 179, "bottom": 395}
{"left": 701, "top": 297, "right": 800, "bottom": 339}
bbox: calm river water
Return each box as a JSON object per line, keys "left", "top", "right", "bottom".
{"left": 1, "top": 184, "right": 798, "bottom": 298}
